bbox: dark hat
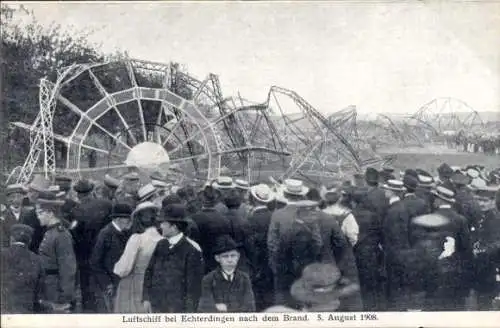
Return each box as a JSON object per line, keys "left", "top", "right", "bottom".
{"left": 55, "top": 175, "right": 72, "bottom": 183}
{"left": 382, "top": 166, "right": 395, "bottom": 173}
{"left": 432, "top": 186, "right": 456, "bottom": 203}
{"left": 10, "top": 224, "right": 34, "bottom": 243}
{"left": 403, "top": 175, "right": 419, "bottom": 191}
{"left": 290, "top": 262, "right": 359, "bottom": 305}
{"left": 382, "top": 179, "right": 406, "bottom": 192}
{"left": 364, "top": 167, "right": 379, "bottom": 185}
{"left": 73, "top": 179, "right": 94, "bottom": 193}
{"left": 352, "top": 188, "right": 369, "bottom": 204}
{"left": 212, "top": 234, "right": 242, "bottom": 255}
{"left": 412, "top": 213, "right": 450, "bottom": 228}
{"left": 36, "top": 190, "right": 65, "bottom": 206}
{"left": 123, "top": 172, "right": 140, "bottom": 181}
{"left": 437, "top": 163, "right": 454, "bottom": 179}
{"left": 6, "top": 184, "right": 27, "bottom": 195}
{"left": 104, "top": 174, "right": 120, "bottom": 189}
{"left": 202, "top": 185, "right": 219, "bottom": 204}
{"left": 404, "top": 169, "right": 418, "bottom": 179}
{"left": 159, "top": 204, "right": 188, "bottom": 225}
{"left": 110, "top": 203, "right": 133, "bottom": 219}
{"left": 162, "top": 194, "right": 183, "bottom": 207}
{"left": 450, "top": 172, "right": 471, "bottom": 186}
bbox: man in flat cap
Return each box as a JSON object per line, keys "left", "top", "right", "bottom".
{"left": 427, "top": 186, "right": 474, "bottom": 310}
{"left": 36, "top": 191, "right": 77, "bottom": 312}
{"left": 1, "top": 184, "right": 27, "bottom": 247}
{"left": 71, "top": 179, "right": 112, "bottom": 313}
{"left": 1, "top": 224, "right": 45, "bottom": 313}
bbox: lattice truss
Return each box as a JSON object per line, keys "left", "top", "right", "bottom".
{"left": 358, "top": 98, "right": 485, "bottom": 148}
{"left": 10, "top": 58, "right": 391, "bottom": 186}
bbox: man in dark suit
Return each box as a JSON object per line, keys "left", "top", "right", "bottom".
{"left": 90, "top": 203, "right": 133, "bottom": 313}
{"left": 451, "top": 172, "right": 483, "bottom": 230}
{"left": 71, "top": 179, "right": 112, "bottom": 313}
{"left": 431, "top": 186, "right": 473, "bottom": 310}
{"left": 1, "top": 224, "right": 45, "bottom": 313}
{"left": 143, "top": 204, "right": 204, "bottom": 313}
{"left": 364, "top": 167, "right": 389, "bottom": 222}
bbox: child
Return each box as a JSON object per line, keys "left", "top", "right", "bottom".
{"left": 197, "top": 235, "right": 256, "bottom": 313}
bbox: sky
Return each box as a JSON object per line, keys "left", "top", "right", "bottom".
{"left": 8, "top": 1, "right": 500, "bottom": 117}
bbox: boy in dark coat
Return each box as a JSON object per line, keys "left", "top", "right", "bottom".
{"left": 143, "top": 204, "right": 204, "bottom": 313}
{"left": 90, "top": 203, "right": 133, "bottom": 313}
{"left": 1, "top": 224, "right": 45, "bottom": 314}
{"left": 198, "top": 234, "right": 256, "bottom": 313}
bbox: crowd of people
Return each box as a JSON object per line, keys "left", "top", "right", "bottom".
{"left": 1, "top": 163, "right": 500, "bottom": 314}
{"left": 445, "top": 132, "right": 500, "bottom": 155}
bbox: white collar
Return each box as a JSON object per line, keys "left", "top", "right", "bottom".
{"left": 389, "top": 196, "right": 400, "bottom": 205}
{"left": 167, "top": 232, "right": 184, "bottom": 247}
{"left": 111, "top": 221, "right": 122, "bottom": 232}
{"left": 221, "top": 269, "right": 235, "bottom": 281}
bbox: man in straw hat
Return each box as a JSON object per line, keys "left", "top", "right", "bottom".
{"left": 1, "top": 184, "right": 28, "bottom": 247}
{"left": 267, "top": 179, "right": 326, "bottom": 309}
{"left": 380, "top": 179, "right": 416, "bottom": 310}
{"left": 212, "top": 176, "right": 235, "bottom": 215}
{"left": 35, "top": 191, "right": 77, "bottom": 312}
{"left": 143, "top": 204, "right": 204, "bottom": 313}
{"left": 244, "top": 184, "right": 276, "bottom": 310}
{"left": 290, "top": 262, "right": 360, "bottom": 312}
{"left": 197, "top": 234, "right": 256, "bottom": 313}
{"left": 90, "top": 203, "right": 133, "bottom": 313}
{"left": 451, "top": 172, "right": 483, "bottom": 231}
{"left": 71, "top": 179, "right": 112, "bottom": 313}
{"left": 1, "top": 224, "right": 45, "bottom": 314}
{"left": 429, "top": 186, "right": 473, "bottom": 310}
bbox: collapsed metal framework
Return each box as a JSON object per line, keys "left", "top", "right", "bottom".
{"left": 9, "top": 58, "right": 387, "bottom": 186}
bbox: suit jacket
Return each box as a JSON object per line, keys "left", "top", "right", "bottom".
{"left": 1, "top": 244, "right": 45, "bottom": 313}
{"left": 364, "top": 186, "right": 389, "bottom": 220}
{"left": 197, "top": 269, "right": 256, "bottom": 313}
{"left": 72, "top": 197, "right": 112, "bottom": 266}
{"left": 190, "top": 208, "right": 233, "bottom": 273}
{"left": 90, "top": 222, "right": 131, "bottom": 290}
{"left": 1, "top": 206, "right": 21, "bottom": 248}
{"left": 143, "top": 237, "right": 204, "bottom": 313}
{"left": 20, "top": 206, "right": 45, "bottom": 253}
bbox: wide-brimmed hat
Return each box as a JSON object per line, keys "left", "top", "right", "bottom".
{"left": 137, "top": 183, "right": 157, "bottom": 202}
{"left": 381, "top": 179, "right": 406, "bottom": 192}
{"left": 432, "top": 186, "right": 456, "bottom": 203}
{"left": 213, "top": 176, "right": 235, "bottom": 189}
{"left": 250, "top": 184, "right": 275, "bottom": 203}
{"left": 450, "top": 172, "right": 471, "bottom": 186}
{"left": 290, "top": 262, "right": 359, "bottom": 305}
{"left": 73, "top": 179, "right": 94, "bottom": 193}
{"left": 6, "top": 184, "right": 27, "bottom": 195}
{"left": 212, "top": 234, "right": 242, "bottom": 255}
{"left": 282, "top": 179, "right": 309, "bottom": 196}
{"left": 234, "top": 179, "right": 250, "bottom": 190}
{"left": 412, "top": 213, "right": 450, "bottom": 228}
{"left": 36, "top": 191, "right": 65, "bottom": 206}
{"left": 123, "top": 172, "right": 140, "bottom": 181}
{"left": 28, "top": 174, "right": 51, "bottom": 192}
{"left": 104, "top": 174, "right": 120, "bottom": 189}
{"left": 466, "top": 168, "right": 480, "bottom": 179}
{"left": 110, "top": 203, "right": 133, "bottom": 219}
{"left": 131, "top": 201, "right": 160, "bottom": 219}
{"left": 364, "top": 167, "right": 379, "bottom": 185}
{"left": 151, "top": 179, "right": 169, "bottom": 189}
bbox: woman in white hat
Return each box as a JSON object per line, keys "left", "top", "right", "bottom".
{"left": 113, "top": 202, "right": 163, "bottom": 313}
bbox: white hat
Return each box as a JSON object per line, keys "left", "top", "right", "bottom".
{"left": 235, "top": 179, "right": 250, "bottom": 190}
{"left": 250, "top": 184, "right": 275, "bottom": 203}
{"left": 282, "top": 179, "right": 309, "bottom": 196}
{"left": 131, "top": 201, "right": 160, "bottom": 219}
{"left": 466, "top": 168, "right": 480, "bottom": 179}
{"left": 48, "top": 185, "right": 60, "bottom": 193}
{"left": 213, "top": 176, "right": 235, "bottom": 189}
{"left": 151, "top": 179, "right": 169, "bottom": 189}
{"left": 137, "top": 184, "right": 157, "bottom": 202}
